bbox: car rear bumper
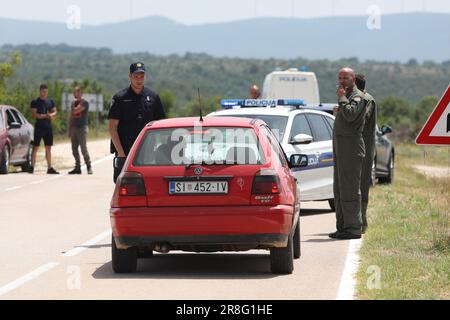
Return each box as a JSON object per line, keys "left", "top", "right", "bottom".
{"left": 110, "top": 205, "right": 295, "bottom": 248}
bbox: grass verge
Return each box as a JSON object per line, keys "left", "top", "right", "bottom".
{"left": 356, "top": 144, "right": 449, "bottom": 299}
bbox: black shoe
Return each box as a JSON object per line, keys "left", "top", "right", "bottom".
{"left": 68, "top": 167, "right": 81, "bottom": 174}
{"left": 362, "top": 226, "right": 368, "bottom": 234}
{"left": 28, "top": 166, "right": 34, "bottom": 174}
{"left": 47, "top": 167, "right": 60, "bottom": 174}
{"left": 328, "top": 231, "right": 339, "bottom": 239}
{"left": 87, "top": 166, "right": 93, "bottom": 175}
{"left": 335, "top": 232, "right": 361, "bottom": 240}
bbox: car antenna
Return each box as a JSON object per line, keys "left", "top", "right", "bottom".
{"left": 197, "top": 88, "right": 203, "bottom": 122}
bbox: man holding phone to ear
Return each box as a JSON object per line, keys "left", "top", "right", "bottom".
{"left": 329, "top": 67, "right": 368, "bottom": 240}
{"left": 108, "top": 62, "right": 166, "bottom": 183}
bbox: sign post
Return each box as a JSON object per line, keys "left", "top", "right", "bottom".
{"left": 416, "top": 85, "right": 450, "bottom": 146}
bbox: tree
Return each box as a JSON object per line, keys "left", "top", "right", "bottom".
{"left": 159, "top": 89, "right": 176, "bottom": 117}
{"left": 413, "top": 96, "right": 439, "bottom": 134}
{"left": 0, "top": 52, "right": 21, "bottom": 94}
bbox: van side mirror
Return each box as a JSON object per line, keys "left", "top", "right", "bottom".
{"left": 290, "top": 133, "right": 313, "bottom": 145}
{"left": 381, "top": 125, "right": 392, "bottom": 135}
{"left": 289, "top": 154, "right": 308, "bottom": 168}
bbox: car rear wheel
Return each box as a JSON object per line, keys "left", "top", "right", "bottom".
{"left": 379, "top": 155, "right": 394, "bottom": 184}
{"left": 371, "top": 158, "right": 377, "bottom": 186}
{"left": 21, "top": 144, "right": 32, "bottom": 172}
{"left": 293, "top": 220, "right": 301, "bottom": 259}
{"left": 328, "top": 199, "right": 335, "bottom": 212}
{"left": 112, "top": 235, "right": 137, "bottom": 273}
{"left": 270, "top": 233, "right": 294, "bottom": 274}
{"left": 0, "top": 145, "right": 10, "bottom": 174}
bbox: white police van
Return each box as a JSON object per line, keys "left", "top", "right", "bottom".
{"left": 208, "top": 99, "right": 336, "bottom": 209}
{"left": 261, "top": 68, "right": 321, "bottom": 105}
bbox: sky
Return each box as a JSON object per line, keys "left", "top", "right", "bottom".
{"left": 0, "top": 0, "right": 449, "bottom": 25}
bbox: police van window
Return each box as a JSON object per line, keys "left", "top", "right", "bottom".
{"left": 290, "top": 114, "right": 313, "bottom": 141}
{"left": 324, "top": 116, "right": 334, "bottom": 130}
{"left": 10, "top": 110, "right": 23, "bottom": 125}
{"left": 6, "top": 109, "right": 18, "bottom": 125}
{"left": 306, "top": 114, "right": 331, "bottom": 142}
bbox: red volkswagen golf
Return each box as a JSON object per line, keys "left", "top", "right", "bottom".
{"left": 110, "top": 117, "right": 308, "bottom": 274}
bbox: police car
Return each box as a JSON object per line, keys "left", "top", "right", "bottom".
{"left": 208, "top": 99, "right": 336, "bottom": 209}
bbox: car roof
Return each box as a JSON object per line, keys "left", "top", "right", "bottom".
{"left": 0, "top": 105, "right": 16, "bottom": 110}
{"left": 209, "top": 107, "right": 334, "bottom": 118}
{"left": 146, "top": 116, "right": 265, "bottom": 129}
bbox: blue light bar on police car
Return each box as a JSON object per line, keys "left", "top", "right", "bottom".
{"left": 220, "top": 99, "right": 306, "bottom": 109}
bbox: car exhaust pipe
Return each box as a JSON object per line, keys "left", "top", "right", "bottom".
{"left": 154, "top": 243, "right": 170, "bottom": 253}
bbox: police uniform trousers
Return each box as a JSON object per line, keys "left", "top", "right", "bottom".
{"left": 333, "top": 134, "right": 365, "bottom": 235}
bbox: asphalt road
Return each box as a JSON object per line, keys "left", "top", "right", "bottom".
{"left": 0, "top": 158, "right": 353, "bottom": 300}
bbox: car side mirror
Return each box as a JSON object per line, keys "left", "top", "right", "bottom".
{"left": 381, "top": 125, "right": 392, "bottom": 135}
{"left": 8, "top": 122, "right": 21, "bottom": 129}
{"left": 289, "top": 154, "right": 308, "bottom": 168}
{"left": 290, "top": 133, "right": 313, "bottom": 145}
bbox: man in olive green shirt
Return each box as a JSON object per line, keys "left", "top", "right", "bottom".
{"left": 329, "top": 68, "right": 368, "bottom": 240}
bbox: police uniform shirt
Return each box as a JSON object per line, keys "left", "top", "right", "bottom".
{"left": 107, "top": 86, "right": 166, "bottom": 155}
{"left": 30, "top": 97, "right": 55, "bottom": 129}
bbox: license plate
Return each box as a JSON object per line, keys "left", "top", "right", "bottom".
{"left": 169, "top": 181, "right": 228, "bottom": 194}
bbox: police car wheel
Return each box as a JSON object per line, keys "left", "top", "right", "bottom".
{"left": 270, "top": 233, "right": 294, "bottom": 274}
{"left": 21, "top": 144, "right": 32, "bottom": 172}
{"left": 293, "top": 220, "right": 301, "bottom": 259}
{"left": 379, "top": 155, "right": 394, "bottom": 184}
{"left": 371, "top": 158, "right": 377, "bottom": 186}
{"left": 112, "top": 235, "right": 137, "bottom": 273}
{"left": 0, "top": 145, "right": 10, "bottom": 174}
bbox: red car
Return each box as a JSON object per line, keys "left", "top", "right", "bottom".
{"left": 0, "top": 105, "right": 34, "bottom": 174}
{"left": 110, "top": 117, "right": 308, "bottom": 274}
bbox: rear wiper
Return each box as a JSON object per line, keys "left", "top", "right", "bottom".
{"left": 185, "top": 160, "right": 216, "bottom": 169}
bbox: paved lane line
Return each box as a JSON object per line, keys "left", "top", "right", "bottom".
{"left": 30, "top": 180, "right": 45, "bottom": 185}
{"left": 4, "top": 186, "right": 23, "bottom": 192}
{"left": 62, "top": 229, "right": 112, "bottom": 257}
{"left": 0, "top": 262, "right": 60, "bottom": 297}
{"left": 336, "top": 238, "right": 363, "bottom": 300}
{"left": 1, "top": 154, "right": 113, "bottom": 194}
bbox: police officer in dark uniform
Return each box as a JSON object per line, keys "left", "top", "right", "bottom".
{"left": 108, "top": 62, "right": 166, "bottom": 182}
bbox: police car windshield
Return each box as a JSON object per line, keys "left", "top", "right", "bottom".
{"left": 216, "top": 115, "right": 288, "bottom": 141}
{"left": 133, "top": 127, "right": 266, "bottom": 166}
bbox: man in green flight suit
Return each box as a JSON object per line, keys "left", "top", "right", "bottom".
{"left": 329, "top": 67, "right": 368, "bottom": 240}
{"left": 355, "top": 74, "right": 377, "bottom": 234}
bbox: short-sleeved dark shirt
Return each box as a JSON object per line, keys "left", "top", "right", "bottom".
{"left": 107, "top": 86, "right": 166, "bottom": 155}
{"left": 71, "top": 99, "right": 89, "bottom": 128}
{"left": 30, "top": 98, "right": 55, "bottom": 129}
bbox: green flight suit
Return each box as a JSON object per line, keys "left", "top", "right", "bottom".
{"left": 333, "top": 86, "right": 367, "bottom": 236}
{"left": 361, "top": 92, "right": 377, "bottom": 231}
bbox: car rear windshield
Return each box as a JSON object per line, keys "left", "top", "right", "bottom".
{"left": 216, "top": 115, "right": 288, "bottom": 141}
{"left": 133, "top": 126, "right": 266, "bottom": 166}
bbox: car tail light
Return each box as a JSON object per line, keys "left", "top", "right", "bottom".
{"left": 251, "top": 169, "right": 281, "bottom": 205}
{"left": 111, "top": 172, "right": 147, "bottom": 207}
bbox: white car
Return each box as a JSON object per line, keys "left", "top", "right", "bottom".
{"left": 208, "top": 99, "right": 335, "bottom": 209}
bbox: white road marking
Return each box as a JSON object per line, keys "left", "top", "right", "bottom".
{"left": 30, "top": 180, "right": 45, "bottom": 185}
{"left": 336, "top": 238, "right": 363, "bottom": 300}
{"left": 1, "top": 154, "right": 113, "bottom": 193}
{"left": 62, "top": 229, "right": 112, "bottom": 257}
{"left": 4, "top": 186, "right": 23, "bottom": 191}
{"left": 0, "top": 262, "right": 60, "bottom": 297}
